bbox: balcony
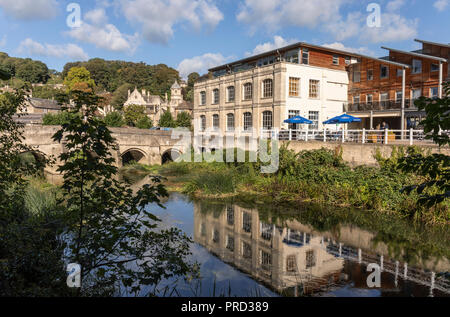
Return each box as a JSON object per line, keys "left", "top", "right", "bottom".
{"left": 345, "top": 99, "right": 418, "bottom": 112}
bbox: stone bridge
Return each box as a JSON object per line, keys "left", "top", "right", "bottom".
{"left": 22, "top": 125, "right": 189, "bottom": 178}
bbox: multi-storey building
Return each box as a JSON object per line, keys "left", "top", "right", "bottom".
{"left": 193, "top": 43, "right": 363, "bottom": 136}
{"left": 193, "top": 40, "right": 449, "bottom": 138}
{"left": 347, "top": 39, "right": 449, "bottom": 130}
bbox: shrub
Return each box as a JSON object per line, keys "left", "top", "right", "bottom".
{"left": 104, "top": 111, "right": 124, "bottom": 127}
{"left": 136, "top": 115, "right": 153, "bottom": 129}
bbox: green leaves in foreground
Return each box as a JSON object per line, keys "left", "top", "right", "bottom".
{"left": 53, "top": 90, "right": 197, "bottom": 296}
{"left": 398, "top": 82, "right": 450, "bottom": 208}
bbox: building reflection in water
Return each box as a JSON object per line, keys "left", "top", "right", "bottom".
{"left": 193, "top": 202, "right": 450, "bottom": 297}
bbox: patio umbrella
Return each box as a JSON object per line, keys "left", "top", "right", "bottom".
{"left": 323, "top": 114, "right": 362, "bottom": 124}
{"left": 284, "top": 116, "right": 313, "bottom": 124}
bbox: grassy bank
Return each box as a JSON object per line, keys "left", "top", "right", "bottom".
{"left": 127, "top": 146, "right": 449, "bottom": 226}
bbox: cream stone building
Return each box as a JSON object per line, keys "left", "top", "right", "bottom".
{"left": 124, "top": 81, "right": 192, "bottom": 124}
{"left": 193, "top": 42, "right": 359, "bottom": 137}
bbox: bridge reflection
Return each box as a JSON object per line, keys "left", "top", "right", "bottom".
{"left": 193, "top": 202, "right": 450, "bottom": 297}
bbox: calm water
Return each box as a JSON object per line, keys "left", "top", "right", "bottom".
{"left": 145, "top": 192, "right": 450, "bottom": 297}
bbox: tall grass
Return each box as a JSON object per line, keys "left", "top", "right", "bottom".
{"left": 24, "top": 179, "right": 60, "bottom": 216}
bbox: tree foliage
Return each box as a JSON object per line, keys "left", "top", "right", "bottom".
{"left": 159, "top": 110, "right": 176, "bottom": 128}
{"left": 0, "top": 52, "right": 49, "bottom": 83}
{"left": 124, "top": 104, "right": 148, "bottom": 127}
{"left": 398, "top": 82, "right": 450, "bottom": 208}
{"left": 175, "top": 111, "right": 192, "bottom": 129}
{"left": 0, "top": 91, "right": 68, "bottom": 296}
{"left": 63, "top": 67, "right": 96, "bottom": 93}
{"left": 103, "top": 111, "right": 125, "bottom": 127}
{"left": 62, "top": 59, "right": 180, "bottom": 97}
{"left": 52, "top": 90, "right": 196, "bottom": 295}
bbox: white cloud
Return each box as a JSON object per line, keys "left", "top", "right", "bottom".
{"left": 322, "top": 42, "right": 373, "bottom": 56}
{"left": 362, "top": 13, "right": 418, "bottom": 43}
{"left": 18, "top": 38, "right": 89, "bottom": 60}
{"left": 245, "top": 36, "right": 298, "bottom": 56}
{"left": 67, "top": 8, "right": 140, "bottom": 54}
{"left": 237, "top": 0, "right": 347, "bottom": 34}
{"left": 386, "top": 0, "right": 405, "bottom": 12}
{"left": 120, "top": 0, "right": 224, "bottom": 44}
{"left": 0, "top": 0, "right": 58, "bottom": 20}
{"left": 236, "top": 0, "right": 418, "bottom": 44}
{"left": 434, "top": 0, "right": 449, "bottom": 11}
{"left": 177, "top": 53, "right": 230, "bottom": 79}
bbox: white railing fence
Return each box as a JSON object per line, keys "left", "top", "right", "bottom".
{"left": 267, "top": 128, "right": 436, "bottom": 146}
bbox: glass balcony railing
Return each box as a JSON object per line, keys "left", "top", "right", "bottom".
{"left": 345, "top": 99, "right": 417, "bottom": 112}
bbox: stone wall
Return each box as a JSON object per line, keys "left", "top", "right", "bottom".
{"left": 281, "top": 141, "right": 450, "bottom": 167}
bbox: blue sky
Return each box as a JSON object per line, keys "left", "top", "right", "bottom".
{"left": 0, "top": 0, "right": 449, "bottom": 78}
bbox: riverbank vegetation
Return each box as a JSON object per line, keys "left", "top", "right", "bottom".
{"left": 150, "top": 145, "right": 448, "bottom": 225}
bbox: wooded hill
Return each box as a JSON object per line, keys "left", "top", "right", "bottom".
{"left": 0, "top": 53, "right": 196, "bottom": 106}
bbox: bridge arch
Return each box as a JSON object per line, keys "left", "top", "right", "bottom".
{"left": 120, "top": 148, "right": 148, "bottom": 166}
{"left": 19, "top": 151, "right": 47, "bottom": 173}
{"left": 161, "top": 149, "right": 182, "bottom": 165}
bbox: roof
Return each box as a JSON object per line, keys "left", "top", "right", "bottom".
{"left": 208, "top": 41, "right": 411, "bottom": 73}
{"left": 414, "top": 39, "right": 450, "bottom": 49}
{"left": 208, "top": 41, "right": 362, "bottom": 72}
{"left": 171, "top": 81, "right": 181, "bottom": 89}
{"left": 354, "top": 53, "right": 411, "bottom": 68}
{"left": 28, "top": 98, "right": 61, "bottom": 110}
{"left": 130, "top": 88, "right": 162, "bottom": 104}
{"left": 381, "top": 46, "right": 448, "bottom": 63}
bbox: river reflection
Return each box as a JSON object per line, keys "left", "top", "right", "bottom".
{"left": 154, "top": 193, "right": 450, "bottom": 297}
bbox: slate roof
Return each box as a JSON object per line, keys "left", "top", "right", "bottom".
{"left": 28, "top": 98, "right": 61, "bottom": 110}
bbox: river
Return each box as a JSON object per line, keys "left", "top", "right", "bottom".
{"left": 143, "top": 189, "right": 450, "bottom": 297}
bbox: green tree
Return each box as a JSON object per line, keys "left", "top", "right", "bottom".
{"left": 175, "top": 111, "right": 192, "bottom": 129}
{"left": 399, "top": 82, "right": 450, "bottom": 208}
{"left": 0, "top": 65, "right": 10, "bottom": 80}
{"left": 136, "top": 116, "right": 153, "bottom": 129}
{"left": 183, "top": 72, "right": 199, "bottom": 102}
{"left": 159, "top": 110, "right": 176, "bottom": 128}
{"left": 64, "top": 67, "right": 96, "bottom": 93}
{"left": 111, "top": 83, "right": 133, "bottom": 110}
{"left": 124, "top": 104, "right": 148, "bottom": 127}
{"left": 0, "top": 91, "right": 68, "bottom": 296}
{"left": 52, "top": 90, "right": 196, "bottom": 295}
{"left": 104, "top": 111, "right": 125, "bottom": 127}
{"left": 42, "top": 111, "right": 81, "bottom": 126}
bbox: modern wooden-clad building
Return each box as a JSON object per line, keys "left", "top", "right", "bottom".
{"left": 347, "top": 39, "right": 448, "bottom": 130}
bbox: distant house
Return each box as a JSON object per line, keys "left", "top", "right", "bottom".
{"left": 123, "top": 81, "right": 193, "bottom": 124}
{"left": 24, "top": 97, "right": 61, "bottom": 114}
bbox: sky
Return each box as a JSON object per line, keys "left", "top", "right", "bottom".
{"left": 0, "top": 0, "right": 449, "bottom": 79}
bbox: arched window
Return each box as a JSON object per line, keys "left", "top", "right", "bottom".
{"left": 243, "top": 112, "right": 252, "bottom": 131}
{"left": 243, "top": 83, "right": 252, "bottom": 100}
{"left": 262, "top": 111, "right": 273, "bottom": 129}
{"left": 200, "top": 115, "right": 206, "bottom": 131}
{"left": 263, "top": 79, "right": 273, "bottom": 98}
{"left": 212, "top": 114, "right": 219, "bottom": 130}
{"left": 227, "top": 86, "right": 235, "bottom": 102}
{"left": 200, "top": 91, "right": 206, "bottom": 105}
{"left": 227, "top": 113, "right": 235, "bottom": 131}
{"left": 212, "top": 89, "right": 219, "bottom": 104}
